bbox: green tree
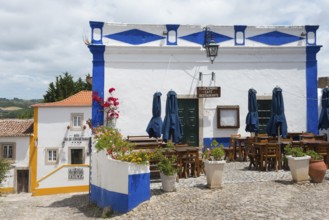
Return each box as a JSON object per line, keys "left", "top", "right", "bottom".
{"left": 43, "top": 72, "right": 91, "bottom": 103}
{"left": 0, "top": 159, "right": 10, "bottom": 185}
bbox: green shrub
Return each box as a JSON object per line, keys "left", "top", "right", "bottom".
{"left": 0, "top": 159, "right": 10, "bottom": 184}
{"left": 306, "top": 150, "right": 323, "bottom": 160}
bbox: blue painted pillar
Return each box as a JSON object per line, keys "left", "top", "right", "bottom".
{"left": 89, "top": 44, "right": 105, "bottom": 128}
{"left": 306, "top": 45, "right": 321, "bottom": 134}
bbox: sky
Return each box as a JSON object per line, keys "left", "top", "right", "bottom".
{"left": 1, "top": 0, "right": 328, "bottom": 99}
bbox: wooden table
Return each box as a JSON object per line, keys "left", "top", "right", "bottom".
{"left": 175, "top": 147, "right": 200, "bottom": 178}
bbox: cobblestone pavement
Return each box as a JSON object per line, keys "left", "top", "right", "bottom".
{"left": 1, "top": 162, "right": 329, "bottom": 219}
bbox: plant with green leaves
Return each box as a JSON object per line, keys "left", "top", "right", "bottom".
{"left": 203, "top": 140, "right": 225, "bottom": 161}
{"left": 153, "top": 148, "right": 177, "bottom": 176}
{"left": 284, "top": 146, "right": 307, "bottom": 157}
{"left": 306, "top": 150, "right": 323, "bottom": 160}
{"left": 0, "top": 159, "right": 10, "bottom": 184}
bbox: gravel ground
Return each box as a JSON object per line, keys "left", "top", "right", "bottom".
{"left": 1, "top": 162, "right": 329, "bottom": 219}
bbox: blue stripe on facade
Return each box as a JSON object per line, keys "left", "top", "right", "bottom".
{"left": 88, "top": 45, "right": 105, "bottom": 128}
{"left": 90, "top": 21, "right": 104, "bottom": 45}
{"left": 166, "top": 24, "right": 180, "bottom": 45}
{"left": 90, "top": 172, "right": 150, "bottom": 213}
{"left": 180, "top": 31, "right": 232, "bottom": 45}
{"left": 104, "top": 29, "right": 165, "bottom": 45}
{"left": 248, "top": 31, "right": 304, "bottom": 46}
{"left": 306, "top": 46, "right": 322, "bottom": 134}
{"left": 203, "top": 137, "right": 231, "bottom": 149}
{"left": 234, "top": 25, "right": 247, "bottom": 46}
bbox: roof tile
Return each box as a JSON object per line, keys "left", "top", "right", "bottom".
{"left": 33, "top": 91, "right": 92, "bottom": 107}
{"left": 0, "top": 119, "right": 34, "bottom": 137}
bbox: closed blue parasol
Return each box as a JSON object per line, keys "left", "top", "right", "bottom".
{"left": 146, "top": 92, "right": 163, "bottom": 138}
{"left": 245, "top": 88, "right": 259, "bottom": 133}
{"left": 266, "top": 87, "right": 288, "bottom": 138}
{"left": 318, "top": 87, "right": 329, "bottom": 130}
{"left": 162, "top": 90, "right": 183, "bottom": 143}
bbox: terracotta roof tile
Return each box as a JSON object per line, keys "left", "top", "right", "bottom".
{"left": 0, "top": 119, "right": 34, "bottom": 137}
{"left": 33, "top": 91, "right": 92, "bottom": 107}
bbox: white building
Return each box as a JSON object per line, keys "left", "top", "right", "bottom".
{"left": 0, "top": 119, "right": 33, "bottom": 193}
{"left": 31, "top": 91, "right": 92, "bottom": 196}
{"left": 88, "top": 22, "right": 321, "bottom": 147}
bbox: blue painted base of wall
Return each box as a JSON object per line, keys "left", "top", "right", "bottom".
{"left": 203, "top": 137, "right": 230, "bottom": 149}
{"left": 90, "top": 173, "right": 150, "bottom": 213}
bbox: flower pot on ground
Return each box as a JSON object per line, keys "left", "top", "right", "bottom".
{"left": 286, "top": 147, "right": 310, "bottom": 183}
{"left": 153, "top": 147, "right": 178, "bottom": 192}
{"left": 203, "top": 140, "right": 226, "bottom": 189}
{"left": 306, "top": 150, "right": 327, "bottom": 183}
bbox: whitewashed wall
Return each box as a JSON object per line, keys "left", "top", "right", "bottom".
{"left": 104, "top": 47, "right": 307, "bottom": 138}
{"left": 37, "top": 107, "right": 92, "bottom": 181}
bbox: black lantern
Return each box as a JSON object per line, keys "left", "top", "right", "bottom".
{"left": 203, "top": 27, "right": 219, "bottom": 64}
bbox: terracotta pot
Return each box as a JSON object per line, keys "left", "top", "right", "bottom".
{"left": 309, "top": 159, "right": 327, "bottom": 183}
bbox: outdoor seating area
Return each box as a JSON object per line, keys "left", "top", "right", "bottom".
{"left": 226, "top": 132, "right": 329, "bottom": 171}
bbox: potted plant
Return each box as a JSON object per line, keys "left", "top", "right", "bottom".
{"left": 153, "top": 148, "right": 178, "bottom": 192}
{"left": 286, "top": 146, "right": 310, "bottom": 183}
{"left": 203, "top": 140, "right": 226, "bottom": 189}
{"left": 306, "top": 150, "right": 327, "bottom": 183}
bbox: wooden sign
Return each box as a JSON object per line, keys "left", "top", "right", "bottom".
{"left": 197, "top": 87, "right": 221, "bottom": 98}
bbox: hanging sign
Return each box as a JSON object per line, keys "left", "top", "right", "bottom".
{"left": 197, "top": 87, "right": 221, "bottom": 98}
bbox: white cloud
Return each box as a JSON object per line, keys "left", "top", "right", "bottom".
{"left": 0, "top": 0, "right": 328, "bottom": 99}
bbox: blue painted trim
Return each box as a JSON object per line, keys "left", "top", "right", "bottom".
{"left": 90, "top": 172, "right": 150, "bottom": 213}
{"left": 90, "top": 21, "right": 104, "bottom": 45}
{"left": 203, "top": 137, "right": 230, "bottom": 148}
{"left": 306, "top": 46, "right": 322, "bottom": 134}
{"left": 166, "top": 24, "right": 180, "bottom": 45}
{"left": 248, "top": 31, "right": 303, "bottom": 46}
{"left": 180, "top": 31, "right": 232, "bottom": 45}
{"left": 305, "top": 25, "right": 319, "bottom": 46}
{"left": 234, "top": 25, "right": 247, "bottom": 46}
{"left": 88, "top": 45, "right": 105, "bottom": 128}
{"left": 104, "top": 29, "right": 165, "bottom": 45}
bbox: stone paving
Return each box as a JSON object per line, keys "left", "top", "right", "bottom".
{"left": 1, "top": 162, "right": 329, "bottom": 219}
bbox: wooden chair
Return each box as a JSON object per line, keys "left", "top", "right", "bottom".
{"left": 245, "top": 137, "right": 257, "bottom": 170}
{"left": 197, "top": 146, "right": 205, "bottom": 175}
{"left": 182, "top": 149, "right": 198, "bottom": 178}
{"left": 230, "top": 134, "right": 241, "bottom": 160}
{"left": 263, "top": 143, "right": 281, "bottom": 171}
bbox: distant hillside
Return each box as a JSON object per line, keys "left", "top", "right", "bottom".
{"left": 0, "top": 98, "right": 42, "bottom": 119}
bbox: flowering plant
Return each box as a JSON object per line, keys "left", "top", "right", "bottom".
{"left": 94, "top": 126, "right": 149, "bottom": 165}
{"left": 202, "top": 139, "right": 224, "bottom": 161}
{"left": 92, "top": 87, "right": 120, "bottom": 126}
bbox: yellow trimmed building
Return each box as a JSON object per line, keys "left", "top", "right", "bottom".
{"left": 31, "top": 91, "right": 92, "bottom": 196}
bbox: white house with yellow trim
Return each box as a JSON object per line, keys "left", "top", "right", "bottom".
{"left": 0, "top": 119, "right": 33, "bottom": 194}
{"left": 31, "top": 91, "right": 92, "bottom": 196}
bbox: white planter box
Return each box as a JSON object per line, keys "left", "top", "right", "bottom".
{"left": 204, "top": 160, "right": 226, "bottom": 189}
{"left": 90, "top": 150, "right": 150, "bottom": 213}
{"left": 287, "top": 155, "right": 311, "bottom": 183}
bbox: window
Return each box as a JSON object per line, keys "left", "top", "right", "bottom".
{"left": 45, "top": 149, "right": 59, "bottom": 164}
{"left": 70, "top": 148, "right": 84, "bottom": 164}
{"left": 71, "top": 113, "right": 83, "bottom": 129}
{"left": 217, "top": 105, "right": 240, "bottom": 128}
{"left": 1, "top": 143, "right": 15, "bottom": 160}
{"left": 257, "top": 99, "right": 272, "bottom": 134}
